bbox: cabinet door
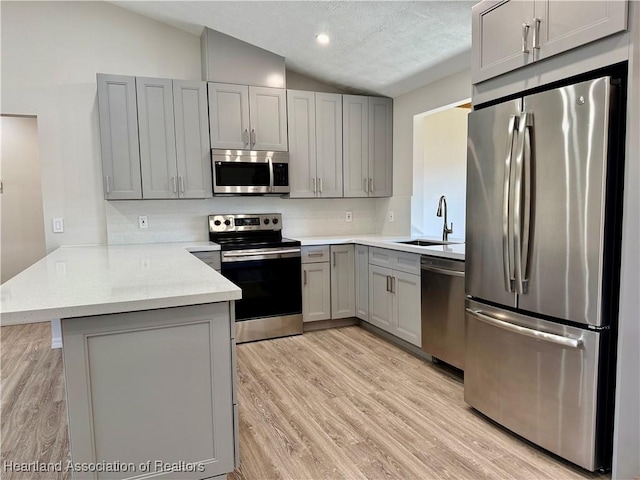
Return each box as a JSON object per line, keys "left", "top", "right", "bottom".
{"left": 302, "top": 263, "right": 331, "bottom": 322}
{"left": 173, "top": 80, "right": 212, "bottom": 199}
{"left": 535, "top": 0, "right": 628, "bottom": 61}
{"left": 355, "top": 245, "right": 369, "bottom": 321}
{"left": 249, "top": 86, "right": 288, "bottom": 151}
{"left": 208, "top": 83, "right": 250, "bottom": 150}
{"left": 368, "top": 265, "right": 394, "bottom": 333}
{"left": 137, "top": 77, "right": 178, "bottom": 199}
{"left": 287, "top": 90, "right": 317, "bottom": 198}
{"left": 96, "top": 74, "right": 142, "bottom": 200}
{"left": 368, "top": 97, "right": 393, "bottom": 198}
{"left": 471, "top": 0, "right": 536, "bottom": 83}
{"left": 343, "top": 95, "right": 369, "bottom": 197}
{"left": 316, "top": 93, "right": 343, "bottom": 197}
{"left": 330, "top": 245, "right": 355, "bottom": 319}
{"left": 393, "top": 270, "right": 421, "bottom": 347}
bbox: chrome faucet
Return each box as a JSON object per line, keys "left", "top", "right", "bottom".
{"left": 436, "top": 195, "right": 454, "bottom": 242}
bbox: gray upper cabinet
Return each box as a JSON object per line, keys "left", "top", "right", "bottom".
{"left": 137, "top": 77, "right": 178, "bottom": 199}
{"left": 249, "top": 86, "right": 288, "bottom": 151}
{"left": 173, "top": 80, "right": 213, "bottom": 199}
{"left": 97, "top": 74, "right": 142, "bottom": 200}
{"left": 98, "top": 74, "right": 212, "bottom": 200}
{"left": 472, "top": 0, "right": 628, "bottom": 84}
{"left": 208, "top": 83, "right": 287, "bottom": 151}
{"left": 208, "top": 83, "right": 250, "bottom": 150}
{"left": 288, "top": 90, "right": 342, "bottom": 198}
{"left": 343, "top": 95, "right": 392, "bottom": 198}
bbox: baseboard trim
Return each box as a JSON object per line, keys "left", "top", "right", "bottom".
{"left": 303, "top": 317, "right": 359, "bottom": 332}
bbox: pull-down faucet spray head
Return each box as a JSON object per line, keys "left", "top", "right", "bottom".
{"left": 436, "top": 195, "right": 453, "bottom": 241}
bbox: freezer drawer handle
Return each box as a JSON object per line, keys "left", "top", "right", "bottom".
{"left": 466, "top": 309, "right": 583, "bottom": 349}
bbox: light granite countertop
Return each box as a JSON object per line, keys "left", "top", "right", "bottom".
{"left": 0, "top": 243, "right": 239, "bottom": 325}
{"left": 291, "top": 235, "right": 465, "bottom": 261}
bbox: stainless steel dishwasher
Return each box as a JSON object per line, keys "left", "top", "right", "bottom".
{"left": 421, "top": 256, "right": 466, "bottom": 370}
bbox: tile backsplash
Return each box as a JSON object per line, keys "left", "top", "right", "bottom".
{"left": 106, "top": 197, "right": 378, "bottom": 244}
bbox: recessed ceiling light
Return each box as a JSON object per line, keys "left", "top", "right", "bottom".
{"left": 316, "top": 34, "right": 330, "bottom": 45}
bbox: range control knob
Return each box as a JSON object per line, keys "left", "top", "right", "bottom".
{"left": 263, "top": 218, "right": 270, "bottom": 225}
{"left": 224, "top": 219, "right": 231, "bottom": 226}
{"left": 272, "top": 218, "right": 279, "bottom": 225}
{"left": 214, "top": 220, "right": 222, "bottom": 226}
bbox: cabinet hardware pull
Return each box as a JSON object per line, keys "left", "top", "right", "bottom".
{"left": 303, "top": 269, "right": 307, "bottom": 285}
{"left": 391, "top": 276, "right": 396, "bottom": 293}
{"left": 333, "top": 251, "right": 336, "bottom": 267}
{"left": 533, "top": 18, "right": 541, "bottom": 50}
{"left": 308, "top": 252, "right": 324, "bottom": 257}
{"left": 105, "top": 176, "right": 110, "bottom": 194}
{"left": 364, "top": 178, "right": 368, "bottom": 193}
{"left": 522, "top": 23, "right": 530, "bottom": 54}
{"left": 369, "top": 178, "right": 374, "bottom": 194}
{"left": 319, "top": 177, "right": 323, "bottom": 194}
{"left": 179, "top": 176, "right": 185, "bottom": 193}
{"left": 312, "top": 177, "right": 317, "bottom": 193}
{"left": 386, "top": 275, "right": 391, "bottom": 292}
{"left": 251, "top": 129, "right": 256, "bottom": 148}
{"left": 172, "top": 176, "right": 177, "bottom": 193}
{"left": 243, "top": 129, "right": 249, "bottom": 146}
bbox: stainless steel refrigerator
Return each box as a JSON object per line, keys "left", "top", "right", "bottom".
{"left": 465, "top": 75, "right": 624, "bottom": 471}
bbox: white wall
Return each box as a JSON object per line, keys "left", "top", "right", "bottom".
{"left": 421, "top": 107, "right": 469, "bottom": 240}
{"left": 380, "top": 69, "right": 471, "bottom": 237}
{"left": 1, "top": 1, "right": 202, "bottom": 252}
{"left": 0, "top": 116, "right": 46, "bottom": 282}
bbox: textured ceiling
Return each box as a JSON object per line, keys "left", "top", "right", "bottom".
{"left": 112, "top": 1, "right": 475, "bottom": 97}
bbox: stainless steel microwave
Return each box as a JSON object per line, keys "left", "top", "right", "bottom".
{"left": 212, "top": 149, "right": 290, "bottom": 195}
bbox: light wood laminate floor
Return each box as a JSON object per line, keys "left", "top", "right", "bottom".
{"left": 2, "top": 323, "right": 606, "bottom": 480}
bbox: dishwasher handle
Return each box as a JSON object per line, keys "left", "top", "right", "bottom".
{"left": 421, "top": 264, "right": 465, "bottom": 277}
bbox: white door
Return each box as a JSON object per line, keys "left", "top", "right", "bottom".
{"left": 0, "top": 116, "right": 46, "bottom": 283}
{"left": 249, "top": 86, "right": 288, "bottom": 151}
{"left": 368, "top": 265, "right": 394, "bottom": 333}
{"left": 287, "top": 90, "right": 317, "bottom": 198}
{"left": 137, "top": 77, "right": 177, "bottom": 199}
{"left": 208, "top": 83, "right": 250, "bottom": 150}
{"left": 393, "top": 270, "right": 421, "bottom": 347}
{"left": 315, "top": 93, "right": 343, "bottom": 197}
{"left": 368, "top": 97, "right": 393, "bottom": 198}
{"left": 330, "top": 245, "right": 355, "bottom": 319}
{"left": 302, "top": 263, "right": 331, "bottom": 322}
{"left": 343, "top": 95, "right": 369, "bottom": 197}
{"left": 173, "top": 80, "right": 212, "bottom": 199}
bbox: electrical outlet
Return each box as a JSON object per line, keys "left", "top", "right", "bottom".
{"left": 138, "top": 216, "right": 148, "bottom": 229}
{"left": 388, "top": 211, "right": 395, "bottom": 223}
{"left": 52, "top": 218, "right": 64, "bottom": 233}
{"left": 345, "top": 211, "right": 353, "bottom": 223}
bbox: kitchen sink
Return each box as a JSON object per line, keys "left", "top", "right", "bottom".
{"left": 396, "top": 240, "right": 459, "bottom": 247}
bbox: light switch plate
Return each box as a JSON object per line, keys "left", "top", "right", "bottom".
{"left": 345, "top": 211, "right": 353, "bottom": 223}
{"left": 52, "top": 218, "right": 64, "bottom": 233}
{"left": 388, "top": 211, "right": 395, "bottom": 222}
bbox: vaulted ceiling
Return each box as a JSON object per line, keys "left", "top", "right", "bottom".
{"left": 112, "top": 1, "right": 475, "bottom": 97}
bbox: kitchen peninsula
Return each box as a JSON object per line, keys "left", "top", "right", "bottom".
{"left": 0, "top": 244, "right": 241, "bottom": 480}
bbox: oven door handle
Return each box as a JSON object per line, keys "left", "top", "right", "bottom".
{"left": 222, "top": 248, "right": 301, "bottom": 262}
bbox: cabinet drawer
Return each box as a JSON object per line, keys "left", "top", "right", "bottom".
{"left": 301, "top": 245, "right": 330, "bottom": 263}
{"left": 369, "top": 247, "right": 420, "bottom": 275}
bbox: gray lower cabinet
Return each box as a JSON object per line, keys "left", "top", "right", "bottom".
{"left": 97, "top": 74, "right": 142, "bottom": 200}
{"left": 471, "top": 0, "right": 628, "bottom": 83}
{"left": 61, "top": 302, "right": 236, "bottom": 480}
{"left": 367, "top": 248, "right": 421, "bottom": 347}
{"left": 98, "top": 74, "right": 212, "bottom": 200}
{"left": 301, "top": 244, "right": 355, "bottom": 322}
{"left": 355, "top": 245, "right": 369, "bottom": 320}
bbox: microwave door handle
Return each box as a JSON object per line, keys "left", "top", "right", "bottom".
{"left": 503, "top": 115, "right": 517, "bottom": 293}
{"left": 268, "top": 157, "right": 274, "bottom": 193}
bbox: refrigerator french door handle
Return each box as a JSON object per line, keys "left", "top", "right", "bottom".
{"left": 513, "top": 112, "right": 533, "bottom": 295}
{"left": 503, "top": 115, "right": 518, "bottom": 293}
{"left": 466, "top": 309, "right": 583, "bottom": 349}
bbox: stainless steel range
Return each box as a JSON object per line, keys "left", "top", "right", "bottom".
{"left": 209, "top": 213, "right": 302, "bottom": 343}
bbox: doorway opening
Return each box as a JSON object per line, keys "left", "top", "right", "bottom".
{"left": 411, "top": 99, "right": 471, "bottom": 238}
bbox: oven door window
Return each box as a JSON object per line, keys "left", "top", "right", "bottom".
{"left": 215, "top": 162, "right": 270, "bottom": 186}
{"left": 222, "top": 256, "right": 302, "bottom": 321}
